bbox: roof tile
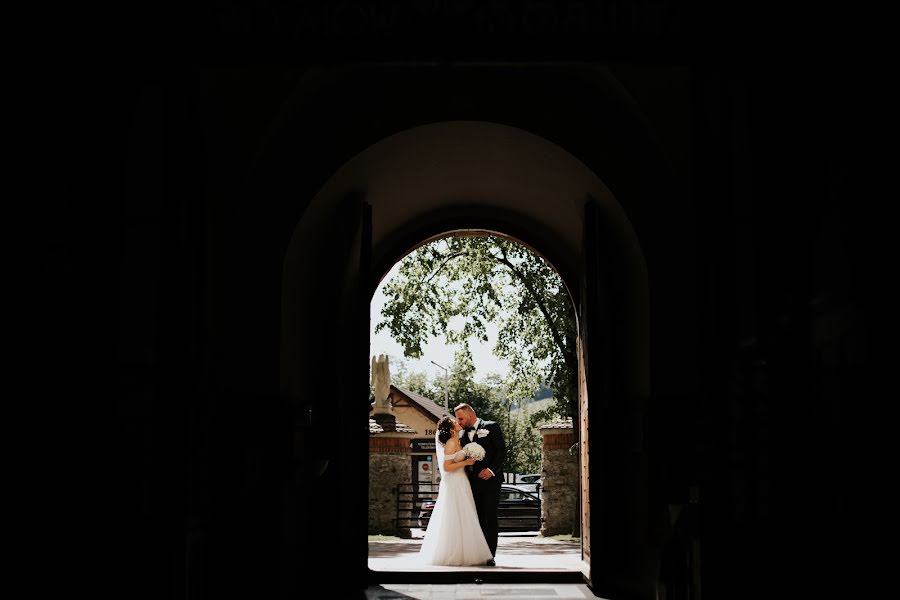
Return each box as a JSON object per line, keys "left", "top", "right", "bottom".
{"left": 368, "top": 417, "right": 416, "bottom": 435}
{"left": 538, "top": 417, "right": 574, "bottom": 430}
{"left": 390, "top": 385, "right": 449, "bottom": 421}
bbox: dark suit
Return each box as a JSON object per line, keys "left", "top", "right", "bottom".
{"left": 459, "top": 419, "right": 506, "bottom": 557}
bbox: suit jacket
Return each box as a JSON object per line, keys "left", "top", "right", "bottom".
{"left": 459, "top": 419, "right": 506, "bottom": 490}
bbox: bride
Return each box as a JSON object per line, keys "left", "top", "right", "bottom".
{"left": 418, "top": 416, "right": 494, "bottom": 566}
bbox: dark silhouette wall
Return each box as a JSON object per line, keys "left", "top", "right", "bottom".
{"left": 68, "top": 7, "right": 877, "bottom": 600}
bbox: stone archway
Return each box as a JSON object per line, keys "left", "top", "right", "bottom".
{"left": 280, "top": 120, "right": 651, "bottom": 595}
{"left": 281, "top": 120, "right": 646, "bottom": 390}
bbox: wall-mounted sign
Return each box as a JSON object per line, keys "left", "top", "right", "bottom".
{"left": 418, "top": 460, "right": 432, "bottom": 482}
{"left": 411, "top": 438, "right": 436, "bottom": 453}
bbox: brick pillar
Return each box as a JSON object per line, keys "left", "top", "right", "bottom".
{"left": 540, "top": 426, "right": 577, "bottom": 536}
{"left": 369, "top": 435, "right": 413, "bottom": 536}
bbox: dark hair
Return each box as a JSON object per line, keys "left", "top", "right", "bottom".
{"left": 436, "top": 415, "right": 456, "bottom": 445}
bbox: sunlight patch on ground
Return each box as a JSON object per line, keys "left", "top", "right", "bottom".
{"left": 535, "top": 534, "right": 579, "bottom": 543}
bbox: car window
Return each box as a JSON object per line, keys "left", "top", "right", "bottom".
{"left": 502, "top": 490, "right": 523, "bottom": 500}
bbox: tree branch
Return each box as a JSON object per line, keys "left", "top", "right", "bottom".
{"left": 493, "top": 255, "right": 571, "bottom": 367}
{"left": 422, "top": 251, "right": 468, "bottom": 284}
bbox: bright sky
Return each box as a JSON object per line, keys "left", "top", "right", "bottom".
{"left": 370, "top": 261, "right": 511, "bottom": 382}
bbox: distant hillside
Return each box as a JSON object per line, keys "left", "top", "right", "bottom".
{"left": 507, "top": 397, "right": 557, "bottom": 425}
{"left": 533, "top": 382, "right": 554, "bottom": 400}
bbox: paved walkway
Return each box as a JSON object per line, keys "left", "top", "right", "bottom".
{"left": 368, "top": 534, "right": 590, "bottom": 599}
{"left": 365, "top": 583, "right": 598, "bottom": 599}
{"left": 369, "top": 532, "right": 583, "bottom": 572}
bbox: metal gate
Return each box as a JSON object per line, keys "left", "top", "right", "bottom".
{"left": 394, "top": 482, "right": 543, "bottom": 532}
{"left": 394, "top": 482, "right": 439, "bottom": 530}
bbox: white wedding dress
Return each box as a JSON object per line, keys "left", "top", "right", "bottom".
{"left": 418, "top": 434, "right": 493, "bottom": 566}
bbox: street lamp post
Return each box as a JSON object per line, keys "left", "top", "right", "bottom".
{"left": 430, "top": 360, "right": 449, "bottom": 412}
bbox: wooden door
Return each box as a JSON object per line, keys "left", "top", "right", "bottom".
{"left": 580, "top": 199, "right": 654, "bottom": 599}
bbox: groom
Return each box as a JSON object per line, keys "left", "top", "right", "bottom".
{"left": 454, "top": 403, "right": 506, "bottom": 566}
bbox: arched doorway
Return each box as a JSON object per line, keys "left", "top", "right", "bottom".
{"left": 281, "top": 121, "right": 651, "bottom": 597}
{"left": 367, "top": 229, "right": 579, "bottom": 575}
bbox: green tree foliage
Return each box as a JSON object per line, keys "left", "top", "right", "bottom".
{"left": 447, "top": 346, "right": 503, "bottom": 422}
{"left": 505, "top": 404, "right": 543, "bottom": 475}
{"left": 481, "top": 373, "right": 543, "bottom": 475}
{"left": 448, "top": 347, "right": 540, "bottom": 475}
{"left": 376, "top": 235, "right": 577, "bottom": 422}
{"left": 388, "top": 356, "right": 440, "bottom": 400}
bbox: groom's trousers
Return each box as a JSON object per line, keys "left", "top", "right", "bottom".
{"left": 472, "top": 485, "right": 500, "bottom": 557}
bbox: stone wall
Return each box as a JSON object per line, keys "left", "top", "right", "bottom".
{"left": 368, "top": 436, "right": 412, "bottom": 536}
{"left": 540, "top": 428, "right": 578, "bottom": 536}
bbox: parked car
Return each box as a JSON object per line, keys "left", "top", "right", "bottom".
{"left": 418, "top": 485, "right": 541, "bottom": 531}
{"left": 514, "top": 473, "right": 542, "bottom": 496}
{"left": 417, "top": 500, "right": 435, "bottom": 528}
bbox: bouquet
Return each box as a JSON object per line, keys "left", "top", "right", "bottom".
{"left": 464, "top": 442, "right": 486, "bottom": 462}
